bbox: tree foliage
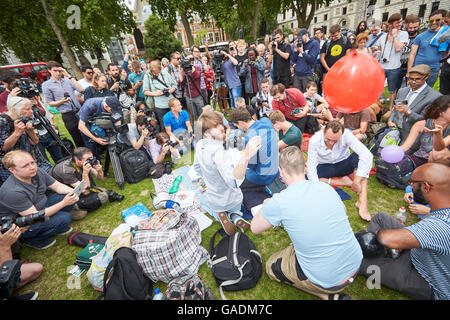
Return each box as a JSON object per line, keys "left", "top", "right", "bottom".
{"left": 143, "top": 15, "right": 183, "bottom": 60}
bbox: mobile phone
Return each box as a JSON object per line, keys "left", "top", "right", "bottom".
{"left": 73, "top": 180, "right": 85, "bottom": 197}
{"left": 394, "top": 99, "right": 408, "bottom": 106}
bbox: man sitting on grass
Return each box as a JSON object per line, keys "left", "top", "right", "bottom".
{"left": 306, "top": 120, "right": 373, "bottom": 221}
{"left": 163, "top": 98, "right": 194, "bottom": 155}
{"left": 193, "top": 111, "right": 261, "bottom": 235}
{"left": 251, "top": 146, "right": 362, "bottom": 300}
{"left": 0, "top": 150, "right": 78, "bottom": 250}
{"left": 269, "top": 110, "right": 303, "bottom": 151}
{"left": 358, "top": 163, "right": 450, "bottom": 300}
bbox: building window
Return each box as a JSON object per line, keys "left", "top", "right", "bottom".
{"left": 215, "top": 32, "right": 220, "bottom": 42}
{"left": 418, "top": 4, "right": 426, "bottom": 18}
{"left": 292, "top": 8, "right": 295, "bottom": 17}
{"left": 291, "top": 23, "right": 294, "bottom": 29}
{"left": 382, "top": 12, "right": 389, "bottom": 22}
{"left": 343, "top": 7, "right": 347, "bottom": 15}
{"left": 324, "top": 14, "right": 328, "bottom": 21}
{"left": 385, "top": 0, "right": 390, "bottom": 5}
{"left": 400, "top": 8, "right": 407, "bottom": 20}
{"left": 314, "top": 17, "right": 318, "bottom": 24}
{"left": 431, "top": 2, "right": 440, "bottom": 13}
{"left": 177, "top": 33, "right": 182, "bottom": 41}
{"left": 283, "top": 11, "right": 286, "bottom": 20}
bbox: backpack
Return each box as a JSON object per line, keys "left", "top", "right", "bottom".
{"left": 119, "top": 148, "right": 151, "bottom": 183}
{"left": 98, "top": 247, "right": 153, "bottom": 300}
{"left": 366, "top": 127, "right": 401, "bottom": 156}
{"left": 375, "top": 155, "right": 414, "bottom": 189}
{"left": 164, "top": 274, "right": 214, "bottom": 300}
{"left": 208, "top": 228, "right": 263, "bottom": 300}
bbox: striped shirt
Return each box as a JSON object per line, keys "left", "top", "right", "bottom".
{"left": 406, "top": 208, "right": 450, "bottom": 300}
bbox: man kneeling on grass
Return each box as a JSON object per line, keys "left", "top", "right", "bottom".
{"left": 193, "top": 111, "right": 261, "bottom": 235}
{"left": 0, "top": 150, "right": 78, "bottom": 250}
{"left": 251, "top": 146, "right": 362, "bottom": 300}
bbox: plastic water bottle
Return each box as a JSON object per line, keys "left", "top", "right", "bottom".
{"left": 168, "top": 175, "right": 183, "bottom": 194}
{"left": 395, "top": 207, "right": 407, "bottom": 224}
{"left": 153, "top": 288, "right": 164, "bottom": 300}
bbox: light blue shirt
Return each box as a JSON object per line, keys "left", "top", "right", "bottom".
{"left": 262, "top": 180, "right": 363, "bottom": 288}
{"left": 413, "top": 30, "right": 445, "bottom": 69}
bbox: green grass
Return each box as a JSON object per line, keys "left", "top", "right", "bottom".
{"left": 16, "top": 110, "right": 415, "bottom": 300}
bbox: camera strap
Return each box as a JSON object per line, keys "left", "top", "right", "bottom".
{"left": 281, "top": 91, "right": 296, "bottom": 113}
{"left": 152, "top": 74, "right": 169, "bottom": 89}
{"left": 380, "top": 33, "right": 393, "bottom": 62}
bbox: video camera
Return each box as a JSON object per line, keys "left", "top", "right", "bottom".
{"left": 180, "top": 57, "right": 194, "bottom": 73}
{"left": 1, "top": 210, "right": 48, "bottom": 234}
{"left": 211, "top": 49, "right": 225, "bottom": 74}
{"left": 89, "top": 112, "right": 129, "bottom": 142}
{"left": 14, "top": 78, "right": 40, "bottom": 98}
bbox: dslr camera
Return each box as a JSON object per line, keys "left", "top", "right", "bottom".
{"left": 85, "top": 157, "right": 98, "bottom": 167}
{"left": 162, "top": 88, "right": 170, "bottom": 97}
{"left": 382, "top": 57, "right": 389, "bottom": 63}
{"left": 164, "top": 140, "right": 179, "bottom": 148}
{"left": 118, "top": 80, "right": 128, "bottom": 91}
{"left": 14, "top": 78, "right": 40, "bottom": 98}
{"left": 296, "top": 38, "right": 304, "bottom": 48}
{"left": 290, "top": 107, "right": 302, "bottom": 116}
{"left": 1, "top": 210, "right": 48, "bottom": 234}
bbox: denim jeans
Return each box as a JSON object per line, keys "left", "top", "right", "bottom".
{"left": 228, "top": 85, "right": 242, "bottom": 109}
{"left": 37, "top": 132, "right": 64, "bottom": 163}
{"left": 20, "top": 193, "right": 73, "bottom": 247}
{"left": 210, "top": 203, "right": 243, "bottom": 223}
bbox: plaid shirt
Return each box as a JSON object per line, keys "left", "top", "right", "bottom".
{"left": 132, "top": 209, "right": 209, "bottom": 283}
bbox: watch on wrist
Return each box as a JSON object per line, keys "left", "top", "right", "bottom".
{"left": 407, "top": 109, "right": 412, "bottom": 116}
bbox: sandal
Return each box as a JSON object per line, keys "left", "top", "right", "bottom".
{"left": 328, "top": 293, "right": 352, "bottom": 300}
{"left": 218, "top": 212, "right": 236, "bottom": 236}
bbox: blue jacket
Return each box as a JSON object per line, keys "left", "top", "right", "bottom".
{"left": 239, "top": 57, "right": 266, "bottom": 94}
{"left": 291, "top": 38, "right": 320, "bottom": 76}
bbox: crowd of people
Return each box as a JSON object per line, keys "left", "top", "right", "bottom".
{"left": 0, "top": 8, "right": 449, "bottom": 300}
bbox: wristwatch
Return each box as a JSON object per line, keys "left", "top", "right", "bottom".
{"left": 407, "top": 109, "right": 412, "bottom": 116}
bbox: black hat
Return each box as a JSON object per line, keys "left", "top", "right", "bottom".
{"left": 104, "top": 96, "right": 122, "bottom": 113}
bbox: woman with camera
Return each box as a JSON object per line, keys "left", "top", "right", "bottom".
{"left": 148, "top": 131, "right": 180, "bottom": 164}
{"left": 239, "top": 47, "right": 266, "bottom": 105}
{"left": 0, "top": 96, "right": 52, "bottom": 184}
{"left": 83, "top": 73, "right": 115, "bottom": 102}
{"left": 143, "top": 60, "right": 177, "bottom": 130}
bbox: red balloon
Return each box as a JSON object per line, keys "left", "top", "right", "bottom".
{"left": 323, "top": 50, "right": 385, "bottom": 113}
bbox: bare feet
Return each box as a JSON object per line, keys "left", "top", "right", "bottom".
{"left": 358, "top": 205, "right": 371, "bottom": 222}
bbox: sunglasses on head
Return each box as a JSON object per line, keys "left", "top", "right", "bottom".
{"left": 428, "top": 17, "right": 444, "bottom": 23}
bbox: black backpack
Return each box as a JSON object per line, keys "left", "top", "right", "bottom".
{"left": 375, "top": 156, "right": 414, "bottom": 189}
{"left": 119, "top": 148, "right": 151, "bottom": 183}
{"left": 208, "top": 228, "right": 262, "bottom": 300}
{"left": 98, "top": 247, "right": 153, "bottom": 300}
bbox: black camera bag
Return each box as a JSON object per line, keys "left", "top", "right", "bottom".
{"left": 77, "top": 192, "right": 102, "bottom": 212}
{"left": 208, "top": 228, "right": 262, "bottom": 300}
{"left": 119, "top": 148, "right": 151, "bottom": 184}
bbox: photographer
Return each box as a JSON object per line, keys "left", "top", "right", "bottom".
{"left": 0, "top": 224, "right": 42, "bottom": 299}
{"left": 252, "top": 78, "right": 274, "bottom": 118}
{"left": 268, "top": 28, "right": 292, "bottom": 88}
{"left": 166, "top": 52, "right": 185, "bottom": 105}
{"left": 220, "top": 49, "right": 242, "bottom": 110}
{"left": 291, "top": 29, "right": 320, "bottom": 93}
{"left": 42, "top": 61, "right": 85, "bottom": 148}
{"left": 124, "top": 114, "right": 157, "bottom": 158}
{"left": 0, "top": 150, "right": 78, "bottom": 250}
{"left": 143, "top": 60, "right": 177, "bottom": 130}
{"left": 107, "top": 63, "right": 133, "bottom": 100}
{"left": 118, "top": 85, "right": 137, "bottom": 124}
{"left": 181, "top": 54, "right": 205, "bottom": 121}
{"left": 0, "top": 70, "right": 22, "bottom": 113}
{"left": 51, "top": 147, "right": 123, "bottom": 220}
{"left": 148, "top": 132, "right": 180, "bottom": 164}
{"left": 163, "top": 98, "right": 194, "bottom": 155}
{"left": 83, "top": 73, "right": 115, "bottom": 102}
{"left": 0, "top": 97, "right": 52, "bottom": 184}
{"left": 78, "top": 96, "right": 123, "bottom": 159}
{"left": 239, "top": 47, "right": 266, "bottom": 105}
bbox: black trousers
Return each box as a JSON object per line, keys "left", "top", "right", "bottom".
{"left": 61, "top": 111, "right": 84, "bottom": 148}
{"left": 440, "top": 62, "right": 450, "bottom": 95}
{"left": 287, "top": 115, "right": 319, "bottom": 134}
{"left": 359, "top": 212, "right": 434, "bottom": 300}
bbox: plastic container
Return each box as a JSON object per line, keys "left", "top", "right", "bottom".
{"left": 153, "top": 288, "right": 164, "bottom": 300}
{"left": 168, "top": 175, "right": 183, "bottom": 194}
{"left": 395, "top": 207, "right": 407, "bottom": 224}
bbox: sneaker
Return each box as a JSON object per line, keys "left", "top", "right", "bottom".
{"left": 24, "top": 239, "right": 56, "bottom": 250}
{"left": 10, "top": 291, "right": 38, "bottom": 300}
{"left": 231, "top": 214, "right": 251, "bottom": 233}
{"left": 217, "top": 212, "right": 236, "bottom": 236}
{"left": 56, "top": 226, "right": 73, "bottom": 236}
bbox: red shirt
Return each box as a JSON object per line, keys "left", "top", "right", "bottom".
{"left": 272, "top": 88, "right": 307, "bottom": 120}
{"left": 0, "top": 90, "right": 9, "bottom": 113}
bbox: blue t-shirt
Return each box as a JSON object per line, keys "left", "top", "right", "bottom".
{"left": 79, "top": 97, "right": 105, "bottom": 122}
{"left": 244, "top": 117, "right": 279, "bottom": 185}
{"left": 221, "top": 60, "right": 241, "bottom": 89}
{"left": 163, "top": 110, "right": 190, "bottom": 132}
{"left": 128, "top": 71, "right": 145, "bottom": 98}
{"left": 413, "top": 30, "right": 445, "bottom": 69}
{"left": 262, "top": 180, "right": 363, "bottom": 288}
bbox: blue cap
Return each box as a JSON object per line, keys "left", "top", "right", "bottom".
{"left": 297, "top": 28, "right": 309, "bottom": 38}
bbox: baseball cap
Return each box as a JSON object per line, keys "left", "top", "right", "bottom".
{"left": 409, "top": 64, "right": 430, "bottom": 76}
{"left": 297, "top": 28, "right": 309, "bottom": 38}
{"left": 104, "top": 96, "right": 122, "bottom": 113}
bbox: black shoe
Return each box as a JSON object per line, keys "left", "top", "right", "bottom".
{"left": 10, "top": 291, "right": 38, "bottom": 300}
{"left": 107, "top": 190, "right": 124, "bottom": 202}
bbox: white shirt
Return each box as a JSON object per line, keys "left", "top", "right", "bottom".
{"left": 76, "top": 78, "right": 92, "bottom": 97}
{"left": 407, "top": 82, "right": 428, "bottom": 106}
{"left": 307, "top": 129, "right": 374, "bottom": 181}
{"left": 379, "top": 31, "right": 409, "bottom": 70}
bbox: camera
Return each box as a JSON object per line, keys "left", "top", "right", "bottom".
{"left": 164, "top": 140, "right": 179, "bottom": 148}
{"left": 107, "top": 190, "right": 125, "bottom": 202}
{"left": 18, "top": 115, "right": 42, "bottom": 129}
{"left": 382, "top": 57, "right": 389, "bottom": 63}
{"left": 89, "top": 112, "right": 128, "bottom": 141}
{"left": 85, "top": 157, "right": 98, "bottom": 167}
{"left": 19, "top": 116, "right": 33, "bottom": 125}
{"left": 296, "top": 38, "right": 303, "bottom": 48}
{"left": 118, "top": 80, "right": 128, "bottom": 91}
{"left": 14, "top": 78, "right": 40, "bottom": 98}
{"left": 163, "top": 161, "right": 174, "bottom": 174}
{"left": 211, "top": 50, "right": 225, "bottom": 75}
{"left": 162, "top": 88, "right": 170, "bottom": 97}
{"left": 290, "top": 107, "right": 301, "bottom": 116}
{"left": 180, "top": 57, "right": 194, "bottom": 72}
{"left": 1, "top": 210, "right": 48, "bottom": 234}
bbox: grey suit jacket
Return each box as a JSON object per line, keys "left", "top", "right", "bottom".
{"left": 389, "top": 85, "right": 442, "bottom": 141}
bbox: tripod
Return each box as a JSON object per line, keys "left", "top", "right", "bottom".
{"left": 183, "top": 73, "right": 201, "bottom": 122}
{"left": 211, "top": 70, "right": 230, "bottom": 113}
{"left": 102, "top": 134, "right": 125, "bottom": 190}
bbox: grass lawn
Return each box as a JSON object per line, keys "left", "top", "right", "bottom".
{"left": 16, "top": 105, "right": 415, "bottom": 300}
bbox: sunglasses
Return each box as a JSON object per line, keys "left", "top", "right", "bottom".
{"left": 86, "top": 71, "right": 93, "bottom": 75}
{"left": 428, "top": 17, "right": 444, "bottom": 24}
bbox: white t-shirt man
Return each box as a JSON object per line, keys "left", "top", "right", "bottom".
{"left": 379, "top": 31, "right": 409, "bottom": 70}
